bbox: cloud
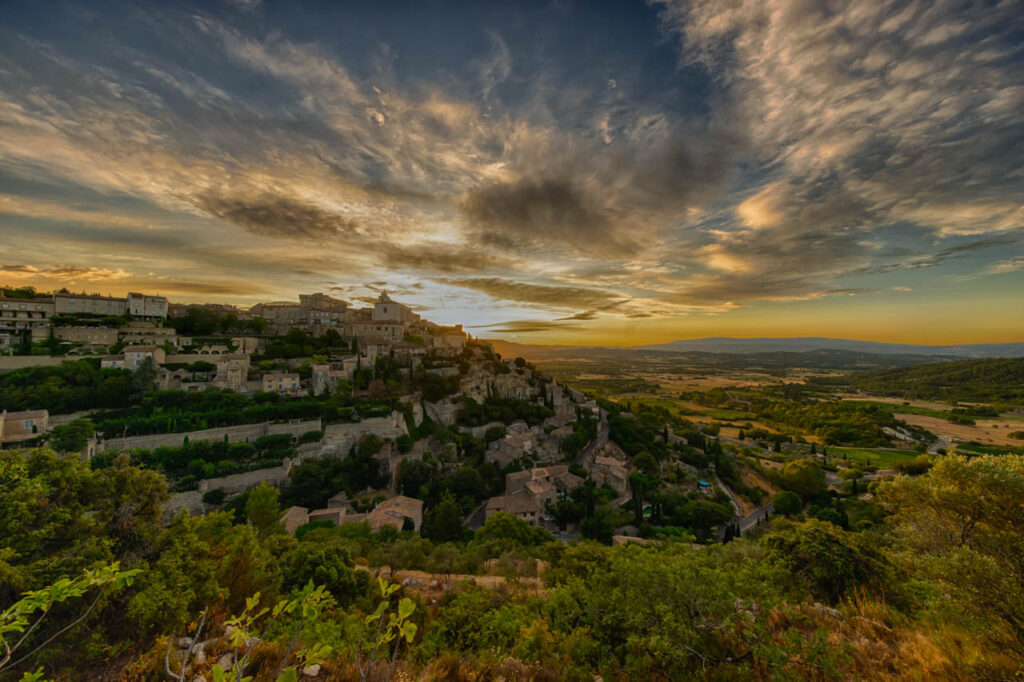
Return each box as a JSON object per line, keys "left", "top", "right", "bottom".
{"left": 193, "top": 191, "right": 360, "bottom": 239}
{"left": 383, "top": 243, "right": 518, "bottom": 273}
{"left": 471, "top": 318, "right": 580, "bottom": 335}
{"left": 0, "top": 3, "right": 1019, "bottom": 329}
{"left": 0, "top": 264, "right": 130, "bottom": 281}
{"left": 987, "top": 257, "right": 1024, "bottom": 275}
{"left": 477, "top": 31, "right": 512, "bottom": 102}
{"left": 460, "top": 179, "right": 629, "bottom": 255}
{"left": 859, "top": 237, "right": 1018, "bottom": 274}
{"left": 656, "top": 0, "right": 1023, "bottom": 238}
{"left": 557, "top": 310, "right": 600, "bottom": 321}
{"left": 437, "top": 277, "right": 622, "bottom": 310}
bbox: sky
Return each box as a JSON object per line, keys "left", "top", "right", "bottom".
{"left": 1, "top": 0, "right": 1022, "bottom": 346}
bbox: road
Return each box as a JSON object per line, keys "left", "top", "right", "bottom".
{"left": 710, "top": 472, "right": 744, "bottom": 517}
{"left": 575, "top": 409, "right": 609, "bottom": 467}
{"left": 738, "top": 503, "right": 773, "bottom": 533}
{"left": 927, "top": 436, "right": 949, "bottom": 454}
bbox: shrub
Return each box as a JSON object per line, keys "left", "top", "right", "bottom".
{"left": 202, "top": 488, "right": 226, "bottom": 505}
{"left": 298, "top": 430, "right": 324, "bottom": 444}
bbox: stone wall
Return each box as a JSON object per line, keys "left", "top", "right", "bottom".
{"left": 196, "top": 458, "right": 294, "bottom": 495}
{"left": 323, "top": 411, "right": 407, "bottom": 440}
{"left": 0, "top": 356, "right": 67, "bottom": 372}
{"left": 97, "top": 418, "right": 322, "bottom": 453}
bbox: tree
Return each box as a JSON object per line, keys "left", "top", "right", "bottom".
{"left": 282, "top": 542, "right": 367, "bottom": 606}
{"left": 880, "top": 454, "right": 1024, "bottom": 657}
{"left": 245, "top": 482, "right": 281, "bottom": 535}
{"left": 1, "top": 563, "right": 140, "bottom": 674}
{"left": 422, "top": 493, "right": 466, "bottom": 543}
{"left": 425, "top": 543, "right": 470, "bottom": 586}
{"left": 772, "top": 490, "right": 803, "bottom": 516}
{"left": 763, "top": 518, "right": 893, "bottom": 604}
{"left": 49, "top": 418, "right": 94, "bottom": 453}
{"left": 777, "top": 459, "right": 827, "bottom": 501}
{"left": 475, "top": 512, "right": 551, "bottom": 546}
{"left": 397, "top": 459, "right": 435, "bottom": 498}
{"left": 682, "top": 499, "right": 733, "bottom": 538}
{"left": 580, "top": 510, "right": 615, "bottom": 544}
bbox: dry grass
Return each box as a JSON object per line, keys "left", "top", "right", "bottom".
{"left": 895, "top": 412, "right": 1022, "bottom": 446}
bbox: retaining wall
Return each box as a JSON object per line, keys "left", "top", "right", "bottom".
{"left": 0, "top": 356, "right": 68, "bottom": 372}
{"left": 97, "top": 418, "right": 322, "bottom": 453}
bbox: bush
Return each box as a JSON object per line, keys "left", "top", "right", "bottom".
{"left": 773, "top": 490, "right": 803, "bottom": 516}
{"left": 202, "top": 488, "right": 226, "bottom": 505}
{"left": 298, "top": 430, "right": 324, "bottom": 444}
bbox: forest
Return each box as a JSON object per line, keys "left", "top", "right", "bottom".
{"left": 814, "top": 357, "right": 1024, "bottom": 403}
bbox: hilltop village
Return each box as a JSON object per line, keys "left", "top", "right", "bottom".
{"left": 0, "top": 286, "right": 649, "bottom": 542}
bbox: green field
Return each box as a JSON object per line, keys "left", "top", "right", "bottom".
{"left": 843, "top": 400, "right": 955, "bottom": 420}
{"left": 830, "top": 447, "right": 921, "bottom": 469}
{"left": 620, "top": 396, "right": 755, "bottom": 422}
{"left": 951, "top": 441, "right": 1024, "bottom": 456}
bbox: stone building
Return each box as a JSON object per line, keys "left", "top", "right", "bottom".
{"left": 0, "top": 295, "right": 54, "bottom": 345}
{"left": 262, "top": 372, "right": 302, "bottom": 395}
{"left": 0, "top": 409, "right": 49, "bottom": 445}
{"left": 372, "top": 291, "right": 419, "bottom": 325}
{"left": 126, "top": 292, "right": 168, "bottom": 320}
{"left": 54, "top": 293, "right": 126, "bottom": 316}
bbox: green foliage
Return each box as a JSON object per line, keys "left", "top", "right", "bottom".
{"left": 458, "top": 397, "right": 554, "bottom": 427}
{"left": 48, "top": 418, "right": 94, "bottom": 453}
{"left": 282, "top": 543, "right": 368, "bottom": 606}
{"left": 772, "top": 490, "right": 803, "bottom": 516}
{"left": 357, "top": 579, "right": 418, "bottom": 681}
{"left": 880, "top": 454, "right": 1024, "bottom": 658}
{"left": 774, "top": 458, "right": 827, "bottom": 501}
{"left": 421, "top": 493, "right": 467, "bottom": 543}
{"left": 1, "top": 563, "right": 140, "bottom": 673}
{"left": 297, "top": 430, "right": 324, "bottom": 444}
{"left": 211, "top": 582, "right": 336, "bottom": 681}
{"left": 475, "top": 512, "right": 553, "bottom": 547}
{"left": 763, "top": 518, "right": 893, "bottom": 604}
{"left": 245, "top": 482, "right": 282, "bottom": 535}
{"left": 0, "top": 360, "right": 140, "bottom": 414}
{"left": 819, "top": 357, "right": 1024, "bottom": 404}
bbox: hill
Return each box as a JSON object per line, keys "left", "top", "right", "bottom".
{"left": 820, "top": 357, "right": 1024, "bottom": 403}
{"left": 487, "top": 339, "right": 964, "bottom": 371}
{"left": 637, "top": 336, "right": 1024, "bottom": 358}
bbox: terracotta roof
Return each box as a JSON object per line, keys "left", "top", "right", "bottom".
{"left": 486, "top": 491, "right": 541, "bottom": 515}
{"left": 279, "top": 506, "right": 310, "bottom": 534}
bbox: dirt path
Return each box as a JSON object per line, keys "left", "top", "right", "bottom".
{"left": 357, "top": 566, "right": 544, "bottom": 598}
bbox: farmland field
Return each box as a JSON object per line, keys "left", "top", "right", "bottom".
{"left": 829, "top": 447, "right": 921, "bottom": 469}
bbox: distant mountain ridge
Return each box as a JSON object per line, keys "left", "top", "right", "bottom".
{"left": 637, "top": 337, "right": 1024, "bottom": 358}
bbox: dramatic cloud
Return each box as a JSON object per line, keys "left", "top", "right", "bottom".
{"left": 657, "top": 0, "right": 1023, "bottom": 237}
{"left": 0, "top": 264, "right": 129, "bottom": 281}
{"left": 436, "top": 277, "right": 623, "bottom": 310}
{"left": 194, "top": 192, "right": 360, "bottom": 239}
{"left": 0, "top": 2, "right": 1020, "bottom": 341}
{"left": 461, "top": 179, "right": 624, "bottom": 254}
